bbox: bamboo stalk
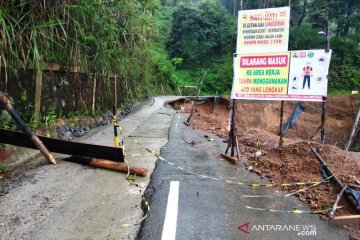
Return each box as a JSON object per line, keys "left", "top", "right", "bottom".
{"left": 345, "top": 102, "right": 360, "bottom": 151}
{"left": 0, "top": 91, "right": 56, "bottom": 164}
{"left": 312, "top": 148, "right": 359, "bottom": 212}
{"left": 329, "top": 185, "right": 347, "bottom": 218}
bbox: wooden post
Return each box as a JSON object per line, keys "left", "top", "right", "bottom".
{"left": 92, "top": 75, "right": 97, "bottom": 113}
{"left": 321, "top": 21, "right": 330, "bottom": 143}
{"left": 279, "top": 101, "right": 284, "bottom": 147}
{"left": 345, "top": 102, "right": 360, "bottom": 151}
{"left": 231, "top": 101, "right": 236, "bottom": 156}
{"left": 114, "top": 76, "right": 117, "bottom": 109}
{"left": 34, "top": 68, "right": 42, "bottom": 127}
{"left": 160, "top": 83, "right": 165, "bottom": 94}
{"left": 225, "top": 100, "right": 239, "bottom": 160}
{"left": 177, "top": 86, "right": 182, "bottom": 95}
{"left": 184, "top": 70, "right": 207, "bottom": 125}
{"left": 321, "top": 100, "right": 327, "bottom": 144}
{"left": 0, "top": 56, "right": 8, "bottom": 93}
{"left": 231, "top": 100, "right": 238, "bottom": 157}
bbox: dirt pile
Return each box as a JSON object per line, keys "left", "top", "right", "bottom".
{"left": 169, "top": 95, "right": 360, "bottom": 236}
{"left": 245, "top": 141, "right": 360, "bottom": 213}
{"left": 170, "top": 95, "right": 360, "bottom": 148}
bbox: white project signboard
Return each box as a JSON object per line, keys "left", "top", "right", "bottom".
{"left": 288, "top": 50, "right": 332, "bottom": 101}
{"left": 236, "top": 7, "right": 290, "bottom": 54}
{"left": 231, "top": 50, "right": 332, "bottom": 101}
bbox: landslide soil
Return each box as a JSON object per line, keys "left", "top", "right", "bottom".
{"left": 169, "top": 95, "right": 360, "bottom": 237}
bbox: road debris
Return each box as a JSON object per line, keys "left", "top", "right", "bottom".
{"left": 330, "top": 185, "right": 348, "bottom": 218}
{"left": 220, "top": 153, "right": 238, "bottom": 164}
{"left": 0, "top": 91, "right": 56, "bottom": 164}
{"left": 169, "top": 96, "right": 360, "bottom": 218}
{"left": 66, "top": 156, "right": 148, "bottom": 177}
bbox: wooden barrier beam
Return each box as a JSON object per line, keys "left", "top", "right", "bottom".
{"left": 66, "top": 156, "right": 148, "bottom": 177}
{"left": 0, "top": 128, "right": 124, "bottom": 162}
{"left": 0, "top": 91, "right": 56, "bottom": 164}
{"left": 220, "top": 153, "right": 239, "bottom": 164}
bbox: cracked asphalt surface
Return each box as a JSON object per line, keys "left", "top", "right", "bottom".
{"left": 0, "top": 96, "right": 177, "bottom": 240}
{"left": 137, "top": 111, "right": 348, "bottom": 240}
{"left": 0, "top": 96, "right": 350, "bottom": 240}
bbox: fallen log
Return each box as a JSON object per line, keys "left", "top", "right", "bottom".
{"left": 311, "top": 148, "right": 360, "bottom": 212}
{"left": 220, "top": 153, "right": 238, "bottom": 164}
{"left": 0, "top": 91, "right": 56, "bottom": 164}
{"left": 66, "top": 156, "right": 148, "bottom": 177}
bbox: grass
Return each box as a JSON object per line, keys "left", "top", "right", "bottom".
{"left": 0, "top": 163, "right": 5, "bottom": 173}
{"left": 328, "top": 90, "right": 353, "bottom": 96}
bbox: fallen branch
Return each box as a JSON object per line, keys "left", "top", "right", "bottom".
{"left": 311, "top": 148, "right": 360, "bottom": 212}
{"left": 66, "top": 156, "right": 148, "bottom": 177}
{"left": 330, "top": 185, "right": 347, "bottom": 218}
{"left": 0, "top": 91, "right": 56, "bottom": 164}
{"left": 345, "top": 102, "right": 360, "bottom": 151}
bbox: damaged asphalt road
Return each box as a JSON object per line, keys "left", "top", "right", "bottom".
{"left": 137, "top": 113, "right": 348, "bottom": 240}
{"left": 0, "top": 97, "right": 351, "bottom": 240}
{"left": 0, "top": 96, "right": 177, "bottom": 240}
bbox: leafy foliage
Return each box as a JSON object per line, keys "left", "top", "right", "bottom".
{"left": 1, "top": 0, "right": 359, "bottom": 114}
{"left": 289, "top": 24, "right": 323, "bottom": 50}
{"left": 167, "top": 0, "right": 235, "bottom": 66}
{"left": 165, "top": 0, "right": 360, "bottom": 95}
{"left": 166, "top": 0, "right": 235, "bottom": 94}
{"left": 0, "top": 0, "right": 178, "bottom": 128}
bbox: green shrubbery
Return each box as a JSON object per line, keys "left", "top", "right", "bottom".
{"left": 164, "top": 0, "right": 360, "bottom": 95}
{"left": 0, "top": 0, "right": 178, "bottom": 128}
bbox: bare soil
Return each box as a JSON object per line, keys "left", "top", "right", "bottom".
{"left": 169, "top": 95, "right": 360, "bottom": 238}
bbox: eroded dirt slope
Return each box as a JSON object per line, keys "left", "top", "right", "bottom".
{"left": 169, "top": 95, "right": 360, "bottom": 237}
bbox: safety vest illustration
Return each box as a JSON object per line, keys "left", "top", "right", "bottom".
{"left": 303, "top": 66, "right": 312, "bottom": 76}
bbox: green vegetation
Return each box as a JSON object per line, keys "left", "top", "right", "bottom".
{"left": 165, "top": 0, "right": 360, "bottom": 95}
{"left": 0, "top": 0, "right": 176, "bottom": 100}
{"left": 166, "top": 0, "right": 235, "bottom": 95}
{"left": 0, "top": 0, "right": 359, "bottom": 129}
{"left": 0, "top": 163, "right": 5, "bottom": 173}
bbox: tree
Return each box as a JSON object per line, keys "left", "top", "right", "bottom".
{"left": 289, "top": 24, "right": 323, "bottom": 50}
{"left": 167, "top": 0, "right": 235, "bottom": 66}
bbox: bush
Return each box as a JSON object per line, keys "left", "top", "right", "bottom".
{"left": 328, "top": 65, "right": 360, "bottom": 93}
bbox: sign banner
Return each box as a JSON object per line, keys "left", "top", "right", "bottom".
{"left": 288, "top": 50, "right": 332, "bottom": 101}
{"left": 231, "top": 50, "right": 332, "bottom": 101}
{"left": 236, "top": 7, "right": 290, "bottom": 54}
{"left": 232, "top": 52, "right": 290, "bottom": 100}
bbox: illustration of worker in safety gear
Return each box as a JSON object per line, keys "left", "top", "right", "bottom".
{"left": 302, "top": 62, "right": 313, "bottom": 89}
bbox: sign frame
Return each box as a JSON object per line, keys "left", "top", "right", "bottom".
{"left": 236, "top": 6, "right": 290, "bottom": 54}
